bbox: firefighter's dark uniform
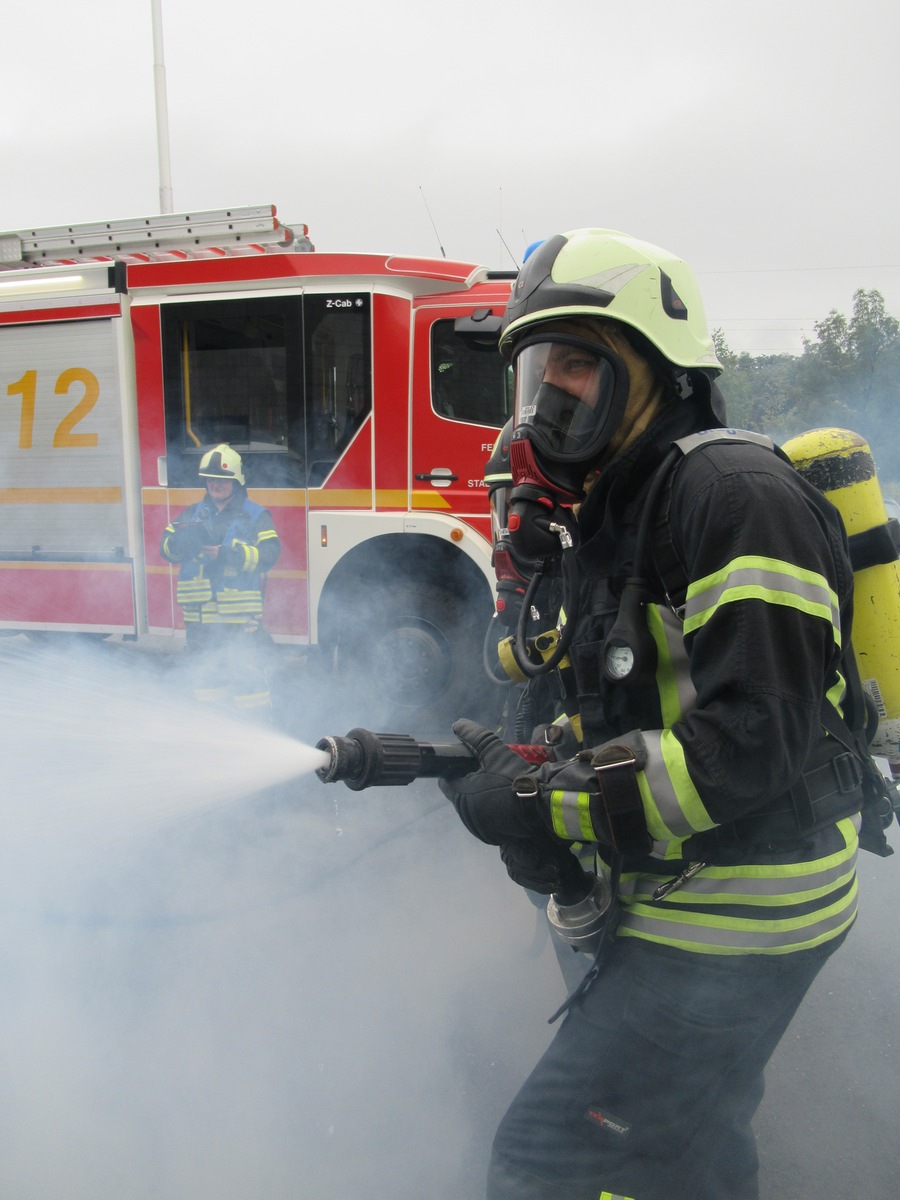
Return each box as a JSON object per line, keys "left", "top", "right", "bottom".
{"left": 161, "top": 490, "right": 281, "bottom": 712}
{"left": 486, "top": 403, "right": 860, "bottom": 1199}
{"left": 440, "top": 227, "right": 869, "bottom": 1200}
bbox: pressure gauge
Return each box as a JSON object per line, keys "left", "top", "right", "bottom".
{"left": 604, "top": 641, "right": 635, "bottom": 681}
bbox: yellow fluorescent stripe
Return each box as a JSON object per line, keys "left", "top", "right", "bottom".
{"left": 0, "top": 488, "right": 122, "bottom": 504}
{"left": 684, "top": 555, "right": 839, "bottom": 637}
{"left": 143, "top": 488, "right": 312, "bottom": 507}
{"left": 148, "top": 564, "right": 308, "bottom": 579}
{"left": 690, "top": 555, "right": 836, "bottom": 600}
{"left": 624, "top": 877, "right": 858, "bottom": 934}
{"left": 684, "top": 585, "right": 837, "bottom": 638}
{"left": 637, "top": 772, "right": 678, "bottom": 842}
{"left": 142, "top": 487, "right": 454, "bottom": 511}
{"left": 0, "top": 560, "right": 130, "bottom": 572}
{"left": 574, "top": 792, "right": 595, "bottom": 841}
{"left": 616, "top": 914, "right": 857, "bottom": 956}
{"left": 549, "top": 791, "right": 567, "bottom": 840}
{"left": 696, "top": 824, "right": 859, "bottom": 880}
{"left": 647, "top": 605, "right": 680, "bottom": 728}
{"left": 627, "top": 865, "right": 857, "bottom": 908}
{"left": 659, "top": 729, "right": 714, "bottom": 831}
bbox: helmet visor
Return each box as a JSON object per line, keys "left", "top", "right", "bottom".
{"left": 511, "top": 335, "right": 628, "bottom": 463}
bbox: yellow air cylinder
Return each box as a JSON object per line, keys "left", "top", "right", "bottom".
{"left": 782, "top": 427, "right": 900, "bottom": 768}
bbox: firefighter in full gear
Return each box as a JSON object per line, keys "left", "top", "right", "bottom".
{"left": 439, "top": 229, "right": 866, "bottom": 1200}
{"left": 160, "top": 444, "right": 281, "bottom": 716}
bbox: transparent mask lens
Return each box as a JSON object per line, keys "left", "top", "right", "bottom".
{"left": 513, "top": 339, "right": 619, "bottom": 461}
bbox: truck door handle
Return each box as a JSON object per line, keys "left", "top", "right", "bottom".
{"left": 415, "top": 471, "right": 459, "bottom": 484}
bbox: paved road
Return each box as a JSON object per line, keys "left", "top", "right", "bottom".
{"left": 0, "top": 635, "right": 896, "bottom": 1198}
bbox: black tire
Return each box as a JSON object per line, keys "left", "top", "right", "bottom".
{"left": 330, "top": 581, "right": 499, "bottom": 737}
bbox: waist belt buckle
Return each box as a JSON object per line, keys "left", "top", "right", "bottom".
{"left": 833, "top": 752, "right": 863, "bottom": 795}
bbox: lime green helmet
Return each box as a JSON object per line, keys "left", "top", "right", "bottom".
{"left": 199, "top": 443, "right": 245, "bottom": 486}
{"left": 499, "top": 229, "right": 722, "bottom": 375}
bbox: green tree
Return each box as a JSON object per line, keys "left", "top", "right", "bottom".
{"left": 712, "top": 330, "right": 797, "bottom": 436}
{"left": 711, "top": 292, "right": 900, "bottom": 489}
{"left": 797, "top": 289, "right": 900, "bottom": 481}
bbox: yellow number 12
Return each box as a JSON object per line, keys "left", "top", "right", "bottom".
{"left": 7, "top": 367, "right": 100, "bottom": 449}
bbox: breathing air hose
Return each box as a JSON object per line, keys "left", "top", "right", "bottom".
{"left": 511, "top": 537, "right": 580, "bottom": 679}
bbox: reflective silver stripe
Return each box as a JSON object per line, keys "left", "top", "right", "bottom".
{"left": 639, "top": 729, "right": 715, "bottom": 839}
{"left": 549, "top": 789, "right": 594, "bottom": 841}
{"left": 617, "top": 888, "right": 857, "bottom": 952}
{"left": 685, "top": 557, "right": 840, "bottom": 640}
{"left": 177, "top": 579, "right": 212, "bottom": 604}
{"left": 614, "top": 827, "right": 859, "bottom": 952}
{"left": 619, "top": 855, "right": 857, "bottom": 905}
{"left": 647, "top": 837, "right": 689, "bottom": 861}
{"left": 216, "top": 589, "right": 263, "bottom": 614}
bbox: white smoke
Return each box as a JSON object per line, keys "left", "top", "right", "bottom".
{"left": 0, "top": 636, "right": 897, "bottom": 1198}
{"left": 0, "top": 637, "right": 563, "bottom": 1200}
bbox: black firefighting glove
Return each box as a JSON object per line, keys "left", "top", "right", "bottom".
{"left": 438, "top": 719, "right": 544, "bottom": 844}
{"left": 499, "top": 839, "right": 577, "bottom": 895}
{"left": 529, "top": 716, "right": 581, "bottom": 760}
{"left": 167, "top": 520, "right": 207, "bottom": 559}
{"left": 515, "top": 729, "right": 651, "bottom": 854}
{"left": 439, "top": 720, "right": 589, "bottom": 896}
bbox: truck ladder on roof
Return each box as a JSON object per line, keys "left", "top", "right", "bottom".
{"left": 0, "top": 204, "right": 312, "bottom": 269}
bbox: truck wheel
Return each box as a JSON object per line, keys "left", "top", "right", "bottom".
{"left": 331, "top": 581, "right": 498, "bottom": 736}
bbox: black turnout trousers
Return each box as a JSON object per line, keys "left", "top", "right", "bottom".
{"left": 487, "top": 932, "right": 846, "bottom": 1200}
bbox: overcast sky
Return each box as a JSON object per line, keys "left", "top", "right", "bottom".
{"left": 2, "top": 0, "right": 897, "bottom": 354}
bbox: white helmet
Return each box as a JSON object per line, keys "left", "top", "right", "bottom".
{"left": 198, "top": 443, "right": 245, "bottom": 486}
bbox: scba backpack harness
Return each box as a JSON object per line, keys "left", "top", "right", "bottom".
{"left": 639, "top": 428, "right": 900, "bottom": 857}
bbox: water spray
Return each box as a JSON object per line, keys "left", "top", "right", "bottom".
{"left": 315, "top": 727, "right": 613, "bottom": 954}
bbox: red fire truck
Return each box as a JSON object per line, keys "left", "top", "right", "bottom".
{"left": 0, "top": 205, "right": 514, "bottom": 725}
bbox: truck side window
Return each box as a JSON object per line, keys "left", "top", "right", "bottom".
{"left": 431, "top": 319, "right": 512, "bottom": 427}
{"left": 161, "top": 295, "right": 304, "bottom": 487}
{"left": 303, "top": 293, "right": 372, "bottom": 487}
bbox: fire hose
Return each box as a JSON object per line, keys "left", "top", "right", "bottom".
{"left": 315, "top": 728, "right": 613, "bottom": 954}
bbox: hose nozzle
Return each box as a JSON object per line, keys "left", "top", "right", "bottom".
{"left": 315, "top": 729, "right": 475, "bottom": 790}
{"left": 315, "top": 728, "right": 556, "bottom": 791}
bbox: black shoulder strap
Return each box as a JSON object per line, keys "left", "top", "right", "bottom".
{"left": 650, "top": 461, "right": 689, "bottom": 609}
{"left": 649, "top": 429, "right": 777, "bottom": 609}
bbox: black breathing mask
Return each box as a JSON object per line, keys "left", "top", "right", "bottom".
{"left": 505, "top": 332, "right": 630, "bottom": 562}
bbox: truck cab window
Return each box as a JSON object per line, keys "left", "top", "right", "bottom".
{"left": 303, "top": 293, "right": 372, "bottom": 487}
{"left": 431, "top": 319, "right": 512, "bottom": 427}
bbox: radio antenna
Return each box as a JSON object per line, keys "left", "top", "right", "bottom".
{"left": 419, "top": 187, "right": 446, "bottom": 258}
{"left": 496, "top": 228, "right": 520, "bottom": 270}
